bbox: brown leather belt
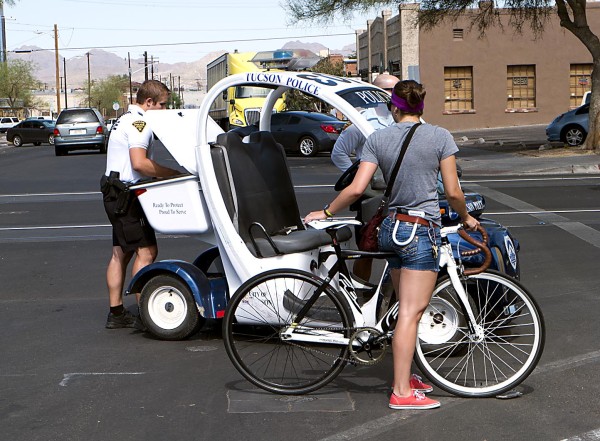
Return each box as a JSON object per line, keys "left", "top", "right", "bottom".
{"left": 391, "top": 213, "right": 430, "bottom": 227}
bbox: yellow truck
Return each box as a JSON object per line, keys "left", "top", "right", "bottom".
{"left": 206, "top": 49, "right": 319, "bottom": 129}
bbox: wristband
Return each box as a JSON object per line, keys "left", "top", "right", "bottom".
{"left": 323, "top": 204, "right": 334, "bottom": 217}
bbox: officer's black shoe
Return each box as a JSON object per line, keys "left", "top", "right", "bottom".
{"left": 105, "top": 310, "right": 138, "bottom": 329}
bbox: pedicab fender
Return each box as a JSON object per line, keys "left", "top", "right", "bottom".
{"left": 126, "top": 260, "right": 228, "bottom": 319}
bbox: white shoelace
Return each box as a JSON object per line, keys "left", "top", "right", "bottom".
{"left": 413, "top": 390, "right": 427, "bottom": 400}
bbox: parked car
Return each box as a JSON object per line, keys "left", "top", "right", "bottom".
{"left": 7, "top": 119, "right": 55, "bottom": 146}
{"left": 581, "top": 91, "right": 591, "bottom": 106}
{"left": 0, "top": 117, "right": 20, "bottom": 133}
{"left": 546, "top": 103, "right": 589, "bottom": 147}
{"left": 231, "top": 111, "right": 347, "bottom": 157}
{"left": 53, "top": 107, "right": 108, "bottom": 156}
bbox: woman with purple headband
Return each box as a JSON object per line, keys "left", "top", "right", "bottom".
{"left": 305, "top": 79, "right": 479, "bottom": 410}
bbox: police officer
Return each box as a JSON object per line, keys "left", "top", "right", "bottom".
{"left": 331, "top": 73, "right": 400, "bottom": 172}
{"left": 101, "top": 80, "right": 180, "bottom": 329}
{"left": 330, "top": 73, "right": 400, "bottom": 282}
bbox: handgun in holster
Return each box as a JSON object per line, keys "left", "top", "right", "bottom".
{"left": 100, "top": 171, "right": 133, "bottom": 215}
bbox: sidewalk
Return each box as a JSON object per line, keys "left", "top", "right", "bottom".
{"left": 452, "top": 125, "right": 600, "bottom": 176}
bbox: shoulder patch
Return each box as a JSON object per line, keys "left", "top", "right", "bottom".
{"left": 132, "top": 120, "right": 146, "bottom": 133}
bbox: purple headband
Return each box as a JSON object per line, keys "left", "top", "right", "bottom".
{"left": 390, "top": 92, "right": 424, "bottom": 113}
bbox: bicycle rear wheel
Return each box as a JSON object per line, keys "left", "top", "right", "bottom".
{"left": 414, "top": 270, "right": 545, "bottom": 398}
{"left": 223, "top": 269, "right": 354, "bottom": 395}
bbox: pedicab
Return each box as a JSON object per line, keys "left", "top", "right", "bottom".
{"left": 125, "top": 70, "right": 519, "bottom": 340}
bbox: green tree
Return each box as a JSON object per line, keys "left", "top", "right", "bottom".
{"left": 285, "top": 58, "right": 345, "bottom": 112}
{"left": 85, "top": 75, "right": 129, "bottom": 116}
{"left": 168, "top": 91, "right": 182, "bottom": 109}
{"left": 0, "top": 59, "right": 39, "bottom": 111}
{"left": 285, "top": 0, "right": 600, "bottom": 151}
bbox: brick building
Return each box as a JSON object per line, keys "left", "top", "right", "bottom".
{"left": 356, "top": 3, "right": 598, "bottom": 130}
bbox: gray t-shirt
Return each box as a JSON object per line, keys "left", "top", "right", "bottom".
{"left": 361, "top": 122, "right": 459, "bottom": 225}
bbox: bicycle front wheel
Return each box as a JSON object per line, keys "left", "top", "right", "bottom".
{"left": 414, "top": 270, "right": 545, "bottom": 398}
{"left": 223, "top": 269, "right": 354, "bottom": 395}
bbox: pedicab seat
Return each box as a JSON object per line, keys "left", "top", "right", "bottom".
{"left": 210, "top": 131, "right": 351, "bottom": 257}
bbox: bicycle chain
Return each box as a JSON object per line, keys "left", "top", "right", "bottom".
{"left": 282, "top": 326, "right": 389, "bottom": 366}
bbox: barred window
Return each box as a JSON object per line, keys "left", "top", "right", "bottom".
{"left": 507, "top": 65, "right": 536, "bottom": 110}
{"left": 570, "top": 64, "right": 592, "bottom": 107}
{"left": 444, "top": 66, "right": 473, "bottom": 112}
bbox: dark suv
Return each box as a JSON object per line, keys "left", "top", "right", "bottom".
{"left": 53, "top": 107, "right": 108, "bottom": 156}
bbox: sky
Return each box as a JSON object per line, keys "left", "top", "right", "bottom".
{"left": 2, "top": 0, "right": 382, "bottom": 64}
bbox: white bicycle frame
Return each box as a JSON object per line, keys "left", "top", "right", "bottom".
{"left": 280, "top": 224, "right": 486, "bottom": 347}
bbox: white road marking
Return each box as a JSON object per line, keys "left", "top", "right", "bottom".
{"left": 0, "top": 224, "right": 110, "bottom": 231}
{"left": 468, "top": 183, "right": 600, "bottom": 249}
{"left": 59, "top": 372, "right": 145, "bottom": 386}
{"left": 561, "top": 429, "right": 600, "bottom": 441}
{"left": 317, "top": 349, "right": 600, "bottom": 440}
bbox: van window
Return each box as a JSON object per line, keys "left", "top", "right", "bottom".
{"left": 57, "top": 109, "right": 98, "bottom": 124}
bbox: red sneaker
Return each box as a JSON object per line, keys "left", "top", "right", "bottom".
{"left": 389, "top": 391, "right": 440, "bottom": 410}
{"left": 410, "top": 374, "right": 433, "bottom": 393}
{"left": 392, "top": 374, "right": 434, "bottom": 393}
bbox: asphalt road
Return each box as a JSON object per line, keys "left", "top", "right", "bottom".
{"left": 1, "top": 140, "right": 600, "bottom": 441}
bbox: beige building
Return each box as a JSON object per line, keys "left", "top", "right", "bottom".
{"left": 356, "top": 3, "right": 597, "bottom": 130}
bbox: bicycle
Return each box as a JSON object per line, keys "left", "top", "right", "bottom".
{"left": 222, "top": 221, "right": 545, "bottom": 398}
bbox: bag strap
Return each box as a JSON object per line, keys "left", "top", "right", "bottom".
{"left": 383, "top": 122, "right": 421, "bottom": 198}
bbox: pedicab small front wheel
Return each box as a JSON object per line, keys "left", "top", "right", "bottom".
{"left": 139, "top": 274, "right": 203, "bottom": 340}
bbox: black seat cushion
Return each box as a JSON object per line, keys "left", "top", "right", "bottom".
{"left": 213, "top": 131, "right": 350, "bottom": 257}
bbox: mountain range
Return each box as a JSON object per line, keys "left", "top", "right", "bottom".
{"left": 9, "top": 41, "right": 356, "bottom": 91}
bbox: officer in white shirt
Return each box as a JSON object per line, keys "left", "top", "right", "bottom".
{"left": 101, "top": 80, "right": 179, "bottom": 329}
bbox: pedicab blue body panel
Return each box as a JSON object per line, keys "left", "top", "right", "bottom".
{"left": 127, "top": 259, "right": 228, "bottom": 319}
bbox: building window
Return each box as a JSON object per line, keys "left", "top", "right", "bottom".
{"left": 444, "top": 66, "right": 474, "bottom": 113}
{"left": 506, "top": 65, "right": 536, "bottom": 111}
{"left": 453, "top": 29, "right": 464, "bottom": 40}
{"left": 570, "top": 64, "right": 592, "bottom": 107}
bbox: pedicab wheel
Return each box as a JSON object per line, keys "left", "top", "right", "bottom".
{"left": 414, "top": 270, "right": 545, "bottom": 398}
{"left": 140, "top": 274, "right": 203, "bottom": 340}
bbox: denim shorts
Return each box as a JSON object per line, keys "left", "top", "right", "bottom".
{"left": 377, "top": 216, "right": 441, "bottom": 271}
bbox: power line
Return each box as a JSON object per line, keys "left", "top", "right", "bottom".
{"left": 63, "top": 0, "right": 278, "bottom": 8}
{"left": 7, "top": 22, "right": 361, "bottom": 34}
{"left": 8, "top": 32, "right": 355, "bottom": 54}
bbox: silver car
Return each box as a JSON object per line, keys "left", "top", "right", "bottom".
{"left": 546, "top": 103, "right": 589, "bottom": 147}
{"left": 53, "top": 107, "right": 108, "bottom": 156}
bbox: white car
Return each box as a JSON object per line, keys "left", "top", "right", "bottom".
{"left": 0, "top": 117, "right": 19, "bottom": 133}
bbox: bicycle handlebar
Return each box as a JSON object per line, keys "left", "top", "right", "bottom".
{"left": 458, "top": 224, "right": 492, "bottom": 276}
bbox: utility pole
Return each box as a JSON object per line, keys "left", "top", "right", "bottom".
{"left": 169, "top": 73, "right": 173, "bottom": 108}
{"left": 128, "top": 52, "right": 133, "bottom": 104}
{"left": 63, "top": 57, "right": 68, "bottom": 108}
{"left": 144, "top": 51, "right": 148, "bottom": 81}
{"left": 86, "top": 52, "right": 91, "bottom": 107}
{"left": 0, "top": 4, "right": 7, "bottom": 63}
{"left": 54, "top": 24, "right": 61, "bottom": 115}
{"left": 151, "top": 55, "right": 154, "bottom": 80}
{"left": 178, "top": 76, "right": 181, "bottom": 106}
